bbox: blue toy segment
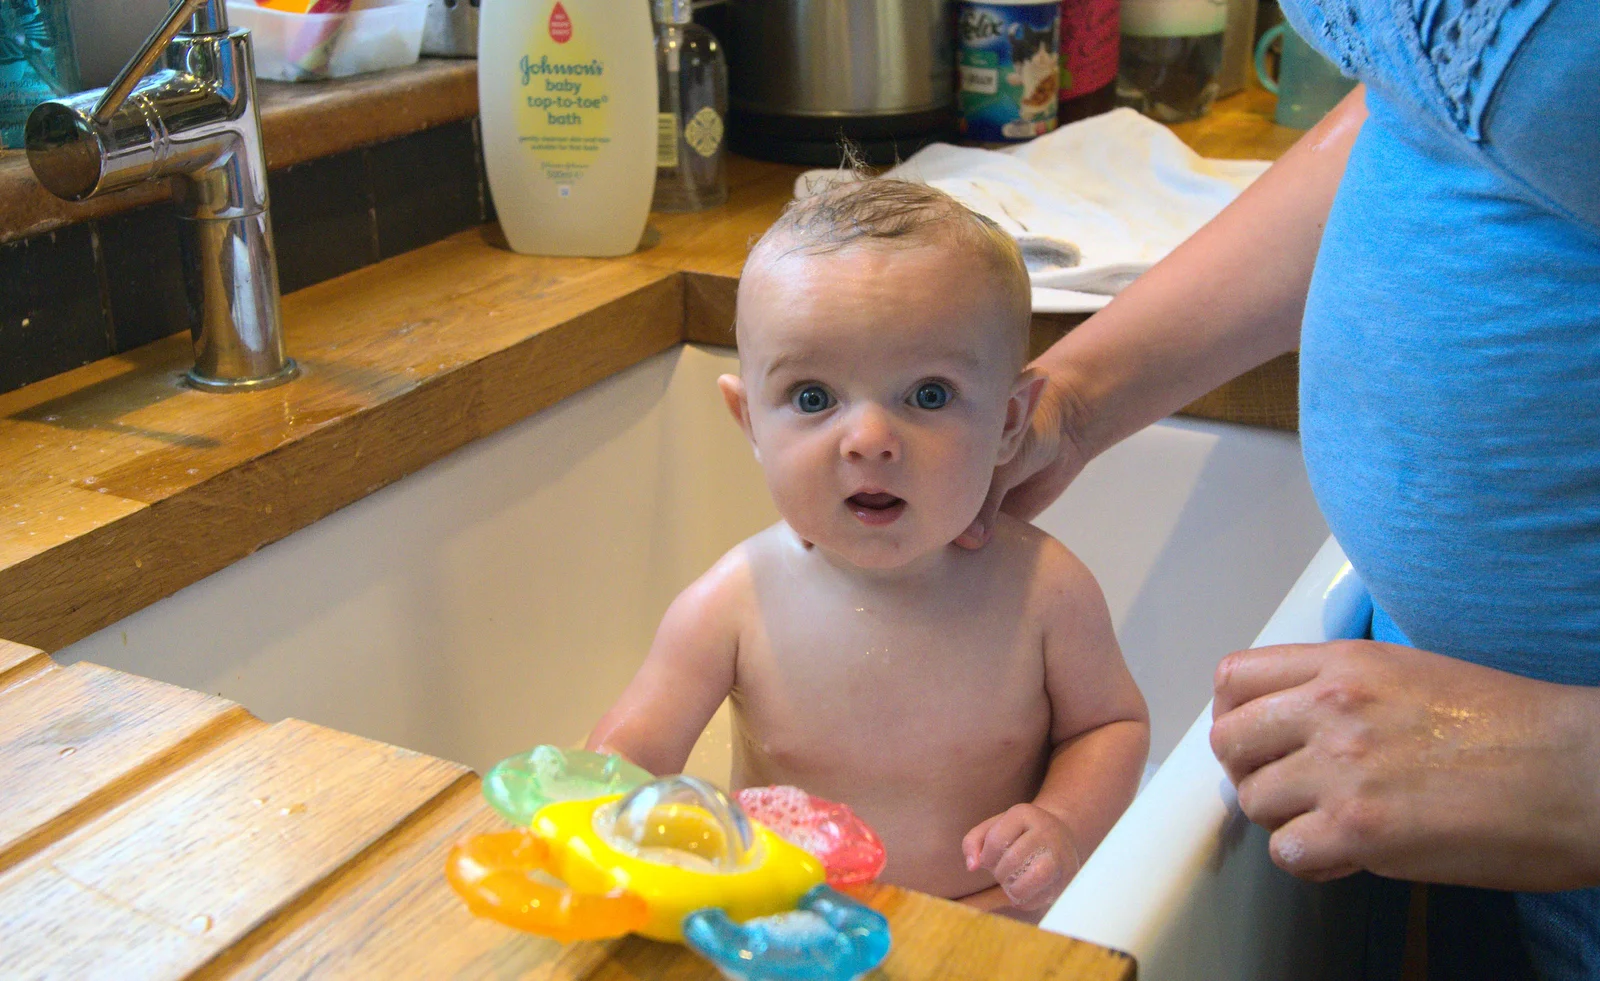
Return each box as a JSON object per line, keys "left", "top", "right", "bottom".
{"left": 682, "top": 885, "right": 892, "bottom": 981}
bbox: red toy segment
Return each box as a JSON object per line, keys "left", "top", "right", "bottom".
{"left": 737, "top": 786, "right": 887, "bottom": 886}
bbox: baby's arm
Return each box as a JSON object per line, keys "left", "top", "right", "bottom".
{"left": 585, "top": 547, "right": 747, "bottom": 776}
{"left": 963, "top": 539, "right": 1150, "bottom": 912}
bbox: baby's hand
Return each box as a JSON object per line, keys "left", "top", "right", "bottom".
{"left": 962, "top": 803, "right": 1082, "bottom": 911}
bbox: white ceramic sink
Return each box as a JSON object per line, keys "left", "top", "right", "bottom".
{"left": 60, "top": 343, "right": 1344, "bottom": 978}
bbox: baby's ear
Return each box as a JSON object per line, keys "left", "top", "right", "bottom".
{"left": 997, "top": 368, "right": 1047, "bottom": 466}
{"left": 717, "top": 374, "right": 760, "bottom": 460}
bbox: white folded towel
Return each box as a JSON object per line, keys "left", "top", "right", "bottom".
{"left": 793, "top": 108, "right": 1270, "bottom": 313}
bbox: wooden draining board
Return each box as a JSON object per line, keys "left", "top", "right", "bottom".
{"left": 0, "top": 642, "right": 1135, "bottom": 981}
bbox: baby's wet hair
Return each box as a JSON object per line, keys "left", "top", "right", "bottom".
{"left": 746, "top": 165, "right": 1032, "bottom": 364}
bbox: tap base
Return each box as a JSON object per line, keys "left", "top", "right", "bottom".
{"left": 186, "top": 358, "right": 300, "bottom": 393}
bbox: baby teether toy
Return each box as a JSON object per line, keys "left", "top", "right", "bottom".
{"left": 447, "top": 746, "right": 891, "bottom": 981}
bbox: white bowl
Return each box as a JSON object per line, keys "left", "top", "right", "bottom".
{"left": 229, "top": 0, "right": 428, "bottom": 82}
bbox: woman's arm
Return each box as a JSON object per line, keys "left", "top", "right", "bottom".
{"left": 962, "top": 86, "right": 1369, "bottom": 542}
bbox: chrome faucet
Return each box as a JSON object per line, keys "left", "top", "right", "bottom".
{"left": 24, "top": 0, "right": 297, "bottom": 391}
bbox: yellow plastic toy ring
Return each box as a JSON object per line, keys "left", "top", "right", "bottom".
{"left": 445, "top": 829, "right": 650, "bottom": 942}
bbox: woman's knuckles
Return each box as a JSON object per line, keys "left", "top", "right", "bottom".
{"left": 1308, "top": 673, "right": 1378, "bottom": 717}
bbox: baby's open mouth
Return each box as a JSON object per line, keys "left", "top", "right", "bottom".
{"left": 847, "top": 492, "right": 905, "bottom": 526}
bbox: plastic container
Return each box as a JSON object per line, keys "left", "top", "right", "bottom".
{"left": 0, "top": 0, "right": 81, "bottom": 149}
{"left": 226, "top": 0, "right": 427, "bottom": 82}
{"left": 478, "top": 0, "right": 658, "bottom": 256}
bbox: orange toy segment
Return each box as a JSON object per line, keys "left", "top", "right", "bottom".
{"left": 253, "top": 0, "right": 354, "bottom": 12}
{"left": 445, "top": 829, "right": 650, "bottom": 942}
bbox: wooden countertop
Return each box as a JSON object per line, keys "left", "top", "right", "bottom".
{"left": 0, "top": 639, "right": 1134, "bottom": 980}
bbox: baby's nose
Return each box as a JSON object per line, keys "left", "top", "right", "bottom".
{"left": 840, "top": 405, "right": 900, "bottom": 462}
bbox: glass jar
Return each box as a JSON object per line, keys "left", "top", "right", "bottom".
{"left": 1116, "top": 0, "right": 1228, "bottom": 123}
{"left": 652, "top": 0, "right": 728, "bottom": 213}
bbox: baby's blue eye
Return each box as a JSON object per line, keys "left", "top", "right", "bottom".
{"left": 913, "top": 382, "right": 951, "bottom": 410}
{"left": 793, "top": 385, "right": 833, "bottom": 413}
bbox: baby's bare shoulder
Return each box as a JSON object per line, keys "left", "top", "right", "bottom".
{"left": 675, "top": 529, "right": 769, "bottom": 617}
{"left": 692, "top": 522, "right": 800, "bottom": 600}
{"left": 985, "top": 514, "right": 1100, "bottom": 595}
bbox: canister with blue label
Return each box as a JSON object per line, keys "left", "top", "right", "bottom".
{"left": 957, "top": 1, "right": 1062, "bottom": 144}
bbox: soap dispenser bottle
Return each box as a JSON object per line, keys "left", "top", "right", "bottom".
{"left": 651, "top": 0, "right": 727, "bottom": 212}
{"left": 478, "top": 0, "right": 657, "bottom": 256}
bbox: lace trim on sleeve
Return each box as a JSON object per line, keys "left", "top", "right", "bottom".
{"left": 1406, "top": 0, "right": 1525, "bottom": 135}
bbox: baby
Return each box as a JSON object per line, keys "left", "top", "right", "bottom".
{"left": 588, "top": 178, "right": 1149, "bottom": 917}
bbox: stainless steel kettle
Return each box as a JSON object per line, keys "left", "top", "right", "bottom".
{"left": 720, "top": 0, "right": 955, "bottom": 165}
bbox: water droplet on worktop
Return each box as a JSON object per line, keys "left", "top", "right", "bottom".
{"left": 251, "top": 797, "right": 267, "bottom": 808}
{"left": 279, "top": 802, "right": 307, "bottom": 816}
{"left": 82, "top": 476, "right": 96, "bottom": 485}
{"left": 190, "top": 914, "right": 213, "bottom": 933}
{"left": 59, "top": 746, "right": 76, "bottom": 757}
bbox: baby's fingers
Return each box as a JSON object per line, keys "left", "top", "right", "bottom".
{"left": 993, "top": 835, "right": 1067, "bottom": 910}
{"left": 962, "top": 815, "right": 999, "bottom": 870}
{"left": 965, "top": 808, "right": 1033, "bottom": 873}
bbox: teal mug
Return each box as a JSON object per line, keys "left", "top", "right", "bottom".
{"left": 1255, "top": 22, "right": 1357, "bottom": 129}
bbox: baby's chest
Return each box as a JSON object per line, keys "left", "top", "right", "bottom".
{"left": 735, "top": 614, "right": 1051, "bottom": 760}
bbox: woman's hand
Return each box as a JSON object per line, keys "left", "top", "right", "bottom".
{"left": 1211, "top": 639, "right": 1600, "bottom": 891}
{"left": 962, "top": 802, "right": 1083, "bottom": 910}
{"left": 956, "top": 366, "right": 1093, "bottom": 548}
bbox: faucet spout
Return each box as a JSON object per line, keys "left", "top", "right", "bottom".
{"left": 23, "top": 0, "right": 298, "bottom": 393}
{"left": 92, "top": 0, "right": 214, "bottom": 128}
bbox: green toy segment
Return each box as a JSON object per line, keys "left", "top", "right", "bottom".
{"left": 482, "top": 745, "right": 653, "bottom": 826}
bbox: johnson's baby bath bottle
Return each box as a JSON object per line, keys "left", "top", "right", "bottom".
{"left": 478, "top": 0, "right": 658, "bottom": 256}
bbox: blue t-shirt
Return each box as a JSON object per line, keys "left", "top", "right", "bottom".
{"left": 1279, "top": 0, "right": 1600, "bottom": 975}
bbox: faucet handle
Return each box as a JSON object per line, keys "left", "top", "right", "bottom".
{"left": 92, "top": 0, "right": 222, "bottom": 127}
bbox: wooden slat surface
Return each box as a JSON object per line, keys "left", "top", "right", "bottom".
{"left": 199, "top": 781, "right": 582, "bottom": 980}
{"left": 0, "top": 637, "right": 46, "bottom": 683}
{"left": 0, "top": 653, "right": 1133, "bottom": 981}
{"left": 860, "top": 884, "right": 1136, "bottom": 980}
{"left": 0, "top": 660, "right": 249, "bottom": 873}
{"left": 0, "top": 717, "right": 470, "bottom": 981}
